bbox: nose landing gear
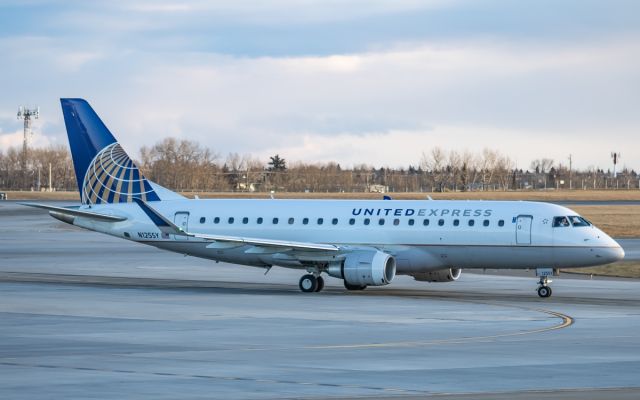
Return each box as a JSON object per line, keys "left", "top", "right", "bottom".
{"left": 536, "top": 268, "right": 554, "bottom": 298}
{"left": 537, "top": 280, "right": 552, "bottom": 298}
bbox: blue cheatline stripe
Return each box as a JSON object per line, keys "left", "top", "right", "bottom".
{"left": 132, "top": 198, "right": 170, "bottom": 227}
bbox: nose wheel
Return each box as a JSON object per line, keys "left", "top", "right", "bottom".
{"left": 537, "top": 284, "right": 552, "bottom": 298}
{"left": 536, "top": 275, "right": 553, "bottom": 298}
{"left": 299, "top": 274, "right": 325, "bottom": 293}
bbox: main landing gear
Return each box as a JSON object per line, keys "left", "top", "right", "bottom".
{"left": 299, "top": 274, "right": 325, "bottom": 293}
{"left": 298, "top": 274, "right": 367, "bottom": 293}
{"left": 536, "top": 268, "right": 554, "bottom": 298}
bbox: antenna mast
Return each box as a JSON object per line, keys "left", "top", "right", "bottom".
{"left": 611, "top": 152, "right": 621, "bottom": 178}
{"left": 17, "top": 106, "right": 39, "bottom": 185}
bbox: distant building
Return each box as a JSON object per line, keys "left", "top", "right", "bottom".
{"left": 367, "top": 184, "right": 388, "bottom": 193}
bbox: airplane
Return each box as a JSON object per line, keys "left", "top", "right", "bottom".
{"left": 23, "top": 98, "right": 625, "bottom": 298}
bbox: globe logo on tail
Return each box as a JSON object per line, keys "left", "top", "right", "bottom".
{"left": 81, "top": 143, "right": 158, "bottom": 204}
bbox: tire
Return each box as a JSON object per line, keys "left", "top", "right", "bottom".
{"left": 537, "top": 286, "right": 551, "bottom": 298}
{"left": 315, "top": 276, "right": 325, "bottom": 292}
{"left": 299, "top": 274, "right": 318, "bottom": 293}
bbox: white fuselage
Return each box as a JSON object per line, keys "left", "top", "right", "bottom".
{"left": 71, "top": 199, "right": 624, "bottom": 274}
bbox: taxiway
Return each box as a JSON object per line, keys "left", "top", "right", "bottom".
{"left": 1, "top": 202, "right": 639, "bottom": 399}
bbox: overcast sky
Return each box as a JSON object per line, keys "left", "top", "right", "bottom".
{"left": 0, "top": 0, "right": 638, "bottom": 171}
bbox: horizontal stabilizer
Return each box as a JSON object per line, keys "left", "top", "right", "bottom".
{"left": 20, "top": 203, "right": 127, "bottom": 222}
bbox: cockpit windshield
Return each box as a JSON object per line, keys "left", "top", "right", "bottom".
{"left": 569, "top": 215, "right": 591, "bottom": 227}
{"left": 553, "top": 216, "right": 591, "bottom": 228}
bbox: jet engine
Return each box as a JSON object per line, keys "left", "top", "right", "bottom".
{"left": 327, "top": 250, "right": 396, "bottom": 286}
{"left": 411, "top": 268, "right": 462, "bottom": 282}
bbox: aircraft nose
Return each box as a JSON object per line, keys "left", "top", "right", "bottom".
{"left": 601, "top": 243, "right": 625, "bottom": 264}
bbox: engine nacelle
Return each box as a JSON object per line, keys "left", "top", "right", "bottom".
{"left": 327, "top": 250, "right": 396, "bottom": 286}
{"left": 411, "top": 268, "right": 462, "bottom": 282}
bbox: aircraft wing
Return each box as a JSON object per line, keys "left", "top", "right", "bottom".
{"left": 20, "top": 203, "right": 127, "bottom": 222}
{"left": 133, "top": 198, "right": 339, "bottom": 252}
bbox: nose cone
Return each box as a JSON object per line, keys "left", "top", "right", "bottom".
{"left": 602, "top": 244, "right": 625, "bottom": 264}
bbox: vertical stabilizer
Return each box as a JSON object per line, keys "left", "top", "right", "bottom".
{"left": 60, "top": 98, "right": 160, "bottom": 204}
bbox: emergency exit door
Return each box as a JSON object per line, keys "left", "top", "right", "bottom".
{"left": 516, "top": 215, "right": 532, "bottom": 245}
{"left": 173, "top": 212, "right": 190, "bottom": 240}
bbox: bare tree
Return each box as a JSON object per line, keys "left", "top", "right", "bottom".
{"left": 421, "top": 147, "right": 447, "bottom": 191}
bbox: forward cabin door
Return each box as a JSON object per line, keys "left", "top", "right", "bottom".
{"left": 173, "top": 212, "right": 190, "bottom": 241}
{"left": 516, "top": 215, "right": 533, "bottom": 245}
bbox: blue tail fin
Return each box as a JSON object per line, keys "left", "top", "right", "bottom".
{"left": 61, "top": 98, "right": 160, "bottom": 204}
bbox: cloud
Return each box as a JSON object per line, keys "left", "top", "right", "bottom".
{"left": 119, "top": 0, "right": 459, "bottom": 23}
{"left": 0, "top": 2, "right": 638, "bottom": 172}
{"left": 0, "top": 129, "right": 51, "bottom": 150}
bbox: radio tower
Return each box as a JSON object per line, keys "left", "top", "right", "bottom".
{"left": 17, "top": 106, "right": 39, "bottom": 187}
{"left": 611, "top": 152, "right": 621, "bottom": 178}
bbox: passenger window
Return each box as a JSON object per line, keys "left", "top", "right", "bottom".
{"left": 214, "top": 217, "right": 220, "bottom": 224}
{"left": 364, "top": 218, "right": 370, "bottom": 225}
{"left": 199, "top": 217, "right": 206, "bottom": 224}
{"left": 483, "top": 219, "right": 489, "bottom": 227}
{"left": 468, "top": 219, "right": 475, "bottom": 227}
{"left": 498, "top": 220, "right": 505, "bottom": 227}
{"left": 317, "top": 218, "right": 324, "bottom": 225}
{"left": 408, "top": 219, "right": 415, "bottom": 226}
{"left": 453, "top": 219, "right": 459, "bottom": 226}
{"left": 553, "top": 216, "right": 570, "bottom": 227}
{"left": 332, "top": 218, "right": 338, "bottom": 225}
{"left": 569, "top": 216, "right": 589, "bottom": 227}
{"left": 272, "top": 217, "right": 279, "bottom": 224}
{"left": 438, "top": 219, "right": 444, "bottom": 226}
{"left": 303, "top": 218, "right": 309, "bottom": 225}
{"left": 228, "top": 217, "right": 234, "bottom": 224}
{"left": 242, "top": 217, "right": 249, "bottom": 224}
{"left": 349, "top": 218, "right": 355, "bottom": 225}
{"left": 379, "top": 218, "right": 385, "bottom": 225}
{"left": 393, "top": 219, "right": 400, "bottom": 226}
{"left": 423, "top": 219, "right": 429, "bottom": 226}
{"left": 257, "top": 217, "right": 263, "bottom": 224}
{"left": 288, "top": 217, "right": 294, "bottom": 225}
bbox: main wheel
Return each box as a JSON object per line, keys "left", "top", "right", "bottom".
{"left": 315, "top": 276, "right": 325, "bottom": 292}
{"left": 299, "top": 274, "right": 318, "bottom": 293}
{"left": 344, "top": 280, "right": 367, "bottom": 291}
{"left": 537, "top": 286, "right": 552, "bottom": 298}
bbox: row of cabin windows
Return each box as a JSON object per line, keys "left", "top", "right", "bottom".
{"left": 199, "top": 216, "right": 505, "bottom": 227}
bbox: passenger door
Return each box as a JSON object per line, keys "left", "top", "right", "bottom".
{"left": 516, "top": 215, "right": 533, "bottom": 245}
{"left": 173, "top": 212, "right": 190, "bottom": 241}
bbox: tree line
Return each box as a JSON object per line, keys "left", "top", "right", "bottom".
{"left": 1, "top": 138, "right": 638, "bottom": 192}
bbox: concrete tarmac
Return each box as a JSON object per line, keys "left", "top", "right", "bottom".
{"left": 1, "top": 202, "right": 640, "bottom": 399}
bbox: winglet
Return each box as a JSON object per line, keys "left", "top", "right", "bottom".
{"left": 132, "top": 197, "right": 184, "bottom": 235}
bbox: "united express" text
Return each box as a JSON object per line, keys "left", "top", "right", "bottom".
{"left": 351, "top": 208, "right": 493, "bottom": 217}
